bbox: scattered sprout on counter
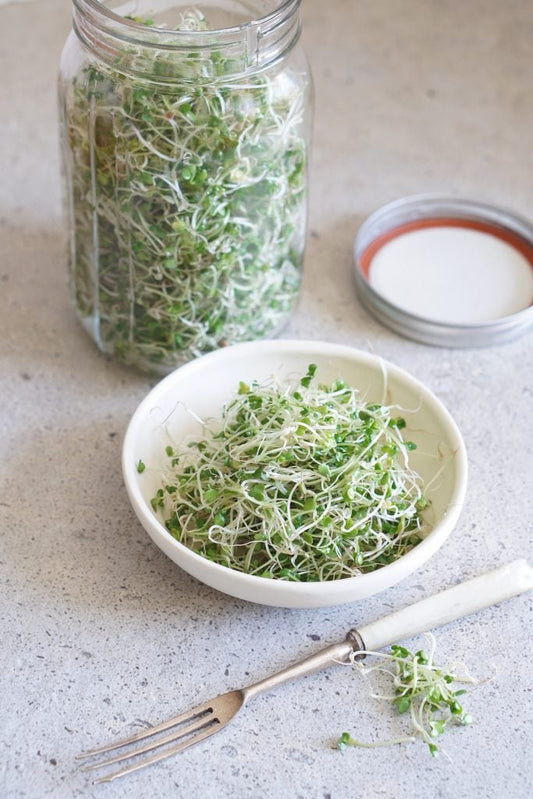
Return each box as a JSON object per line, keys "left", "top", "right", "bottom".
{"left": 337, "top": 634, "right": 476, "bottom": 757}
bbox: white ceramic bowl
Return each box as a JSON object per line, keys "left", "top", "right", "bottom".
{"left": 122, "top": 340, "right": 467, "bottom": 607}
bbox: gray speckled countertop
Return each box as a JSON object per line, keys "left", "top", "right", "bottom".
{"left": 1, "top": 1, "right": 532, "bottom": 797}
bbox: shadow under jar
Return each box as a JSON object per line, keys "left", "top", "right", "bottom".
{"left": 58, "top": 0, "right": 312, "bottom": 374}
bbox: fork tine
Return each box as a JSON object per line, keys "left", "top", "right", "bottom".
{"left": 82, "top": 710, "right": 217, "bottom": 773}
{"left": 76, "top": 697, "right": 216, "bottom": 760}
{"left": 93, "top": 723, "right": 223, "bottom": 784}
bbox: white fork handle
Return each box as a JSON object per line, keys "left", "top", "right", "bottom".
{"left": 358, "top": 559, "right": 533, "bottom": 652}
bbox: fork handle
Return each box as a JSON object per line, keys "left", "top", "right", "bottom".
{"left": 357, "top": 558, "right": 533, "bottom": 652}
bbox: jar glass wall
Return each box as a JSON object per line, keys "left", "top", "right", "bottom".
{"left": 58, "top": 0, "right": 312, "bottom": 374}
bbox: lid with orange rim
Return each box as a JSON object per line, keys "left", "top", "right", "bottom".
{"left": 353, "top": 195, "right": 533, "bottom": 347}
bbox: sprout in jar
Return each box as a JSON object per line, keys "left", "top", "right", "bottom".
{"left": 61, "top": 9, "right": 309, "bottom": 373}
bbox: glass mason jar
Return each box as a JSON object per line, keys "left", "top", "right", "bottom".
{"left": 58, "top": 1, "right": 312, "bottom": 374}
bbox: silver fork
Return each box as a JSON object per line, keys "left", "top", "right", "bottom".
{"left": 77, "top": 629, "right": 364, "bottom": 784}
{"left": 77, "top": 560, "right": 531, "bottom": 783}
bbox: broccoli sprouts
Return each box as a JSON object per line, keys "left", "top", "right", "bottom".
{"left": 338, "top": 635, "right": 476, "bottom": 756}
{"left": 61, "top": 10, "right": 309, "bottom": 373}
{"left": 151, "top": 366, "right": 429, "bottom": 580}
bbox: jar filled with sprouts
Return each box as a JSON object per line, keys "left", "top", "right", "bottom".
{"left": 58, "top": 1, "right": 312, "bottom": 374}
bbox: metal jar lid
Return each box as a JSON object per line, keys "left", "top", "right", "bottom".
{"left": 353, "top": 195, "right": 533, "bottom": 347}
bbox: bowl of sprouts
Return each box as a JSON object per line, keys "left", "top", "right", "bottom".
{"left": 122, "top": 340, "right": 468, "bottom": 607}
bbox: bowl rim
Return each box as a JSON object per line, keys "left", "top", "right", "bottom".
{"left": 122, "top": 339, "right": 468, "bottom": 598}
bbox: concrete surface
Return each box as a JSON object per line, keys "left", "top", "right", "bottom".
{"left": 1, "top": 1, "right": 532, "bottom": 797}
